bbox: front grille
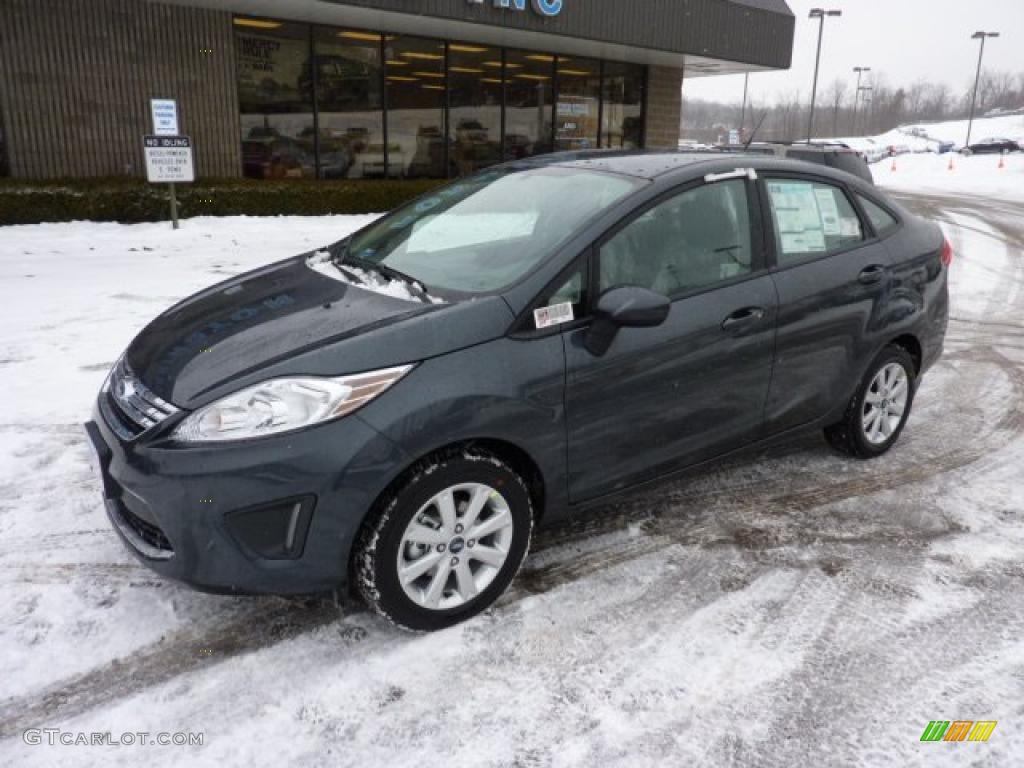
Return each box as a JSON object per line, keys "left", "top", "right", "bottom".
{"left": 104, "top": 358, "right": 179, "bottom": 437}
{"left": 118, "top": 502, "right": 174, "bottom": 554}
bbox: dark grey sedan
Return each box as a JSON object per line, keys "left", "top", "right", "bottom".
{"left": 85, "top": 151, "right": 950, "bottom": 630}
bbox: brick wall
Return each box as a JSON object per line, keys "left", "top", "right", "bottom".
{"left": 0, "top": 0, "right": 241, "bottom": 179}
{"left": 644, "top": 65, "right": 683, "bottom": 150}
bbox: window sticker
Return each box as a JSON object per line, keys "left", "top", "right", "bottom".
{"left": 768, "top": 181, "right": 827, "bottom": 254}
{"left": 813, "top": 188, "right": 842, "bottom": 235}
{"left": 840, "top": 218, "right": 862, "bottom": 238}
{"left": 534, "top": 301, "right": 575, "bottom": 330}
{"left": 780, "top": 231, "right": 826, "bottom": 254}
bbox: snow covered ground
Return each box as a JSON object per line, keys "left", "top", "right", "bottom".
{"left": 2, "top": 173, "right": 1024, "bottom": 766}
{"left": 877, "top": 151, "right": 1024, "bottom": 203}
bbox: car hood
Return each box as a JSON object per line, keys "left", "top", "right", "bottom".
{"left": 126, "top": 254, "right": 514, "bottom": 409}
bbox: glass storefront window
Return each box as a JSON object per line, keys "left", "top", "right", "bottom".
{"left": 313, "top": 28, "right": 385, "bottom": 179}
{"left": 448, "top": 43, "right": 503, "bottom": 176}
{"left": 602, "top": 61, "right": 645, "bottom": 149}
{"left": 385, "top": 36, "right": 447, "bottom": 179}
{"left": 233, "top": 17, "right": 647, "bottom": 181}
{"left": 235, "top": 19, "right": 316, "bottom": 179}
{"left": 504, "top": 49, "right": 553, "bottom": 160}
{"left": 555, "top": 56, "right": 601, "bottom": 151}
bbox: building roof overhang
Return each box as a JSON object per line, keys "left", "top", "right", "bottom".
{"left": 164, "top": 0, "right": 794, "bottom": 75}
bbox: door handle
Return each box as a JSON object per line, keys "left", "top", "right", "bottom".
{"left": 721, "top": 306, "right": 766, "bottom": 331}
{"left": 858, "top": 264, "right": 887, "bottom": 284}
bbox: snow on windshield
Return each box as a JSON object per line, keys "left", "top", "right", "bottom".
{"left": 306, "top": 251, "right": 446, "bottom": 305}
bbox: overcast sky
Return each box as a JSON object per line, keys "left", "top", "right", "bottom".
{"left": 684, "top": 0, "right": 1023, "bottom": 104}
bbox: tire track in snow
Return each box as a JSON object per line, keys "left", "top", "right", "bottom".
{"left": 0, "top": 598, "right": 342, "bottom": 740}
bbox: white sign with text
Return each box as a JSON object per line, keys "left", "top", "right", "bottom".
{"left": 143, "top": 136, "right": 194, "bottom": 183}
{"left": 150, "top": 99, "right": 180, "bottom": 136}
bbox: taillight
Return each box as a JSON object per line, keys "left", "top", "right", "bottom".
{"left": 940, "top": 238, "right": 954, "bottom": 267}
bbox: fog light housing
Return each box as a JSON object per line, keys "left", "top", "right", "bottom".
{"left": 225, "top": 496, "right": 315, "bottom": 560}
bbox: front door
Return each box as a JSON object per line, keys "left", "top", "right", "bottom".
{"left": 563, "top": 177, "right": 777, "bottom": 502}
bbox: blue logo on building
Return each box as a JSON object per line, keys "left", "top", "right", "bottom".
{"left": 467, "top": 0, "right": 563, "bottom": 18}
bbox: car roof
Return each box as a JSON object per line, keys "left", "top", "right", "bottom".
{"left": 507, "top": 150, "right": 723, "bottom": 179}
{"left": 504, "top": 150, "right": 871, "bottom": 186}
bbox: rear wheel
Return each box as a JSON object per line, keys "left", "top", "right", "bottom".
{"left": 354, "top": 451, "right": 533, "bottom": 631}
{"left": 825, "top": 345, "right": 916, "bottom": 459}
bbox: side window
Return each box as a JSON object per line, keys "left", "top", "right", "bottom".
{"left": 857, "top": 194, "right": 899, "bottom": 236}
{"left": 599, "top": 179, "right": 753, "bottom": 296}
{"left": 532, "top": 264, "right": 587, "bottom": 329}
{"left": 765, "top": 179, "right": 864, "bottom": 265}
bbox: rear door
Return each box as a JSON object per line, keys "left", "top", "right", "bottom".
{"left": 760, "top": 173, "right": 888, "bottom": 432}
{"left": 562, "top": 175, "right": 778, "bottom": 502}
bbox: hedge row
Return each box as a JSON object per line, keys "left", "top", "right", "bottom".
{"left": 0, "top": 178, "right": 448, "bottom": 226}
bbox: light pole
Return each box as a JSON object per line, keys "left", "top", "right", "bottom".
{"left": 851, "top": 66, "right": 870, "bottom": 135}
{"left": 807, "top": 8, "right": 842, "bottom": 142}
{"left": 740, "top": 72, "right": 750, "bottom": 139}
{"left": 857, "top": 86, "right": 873, "bottom": 134}
{"left": 966, "top": 31, "right": 999, "bottom": 147}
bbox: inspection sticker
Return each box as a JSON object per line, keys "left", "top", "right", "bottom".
{"left": 534, "top": 302, "right": 574, "bottom": 330}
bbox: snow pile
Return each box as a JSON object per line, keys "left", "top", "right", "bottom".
{"left": 901, "top": 113, "right": 1024, "bottom": 147}
{"left": 306, "top": 250, "right": 445, "bottom": 304}
{"left": 829, "top": 115, "right": 1024, "bottom": 159}
{"left": 877, "top": 151, "right": 1024, "bottom": 203}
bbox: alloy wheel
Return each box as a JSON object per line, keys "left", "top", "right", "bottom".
{"left": 861, "top": 362, "right": 909, "bottom": 445}
{"left": 396, "top": 483, "right": 514, "bottom": 611}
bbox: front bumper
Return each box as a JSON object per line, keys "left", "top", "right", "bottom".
{"left": 85, "top": 400, "right": 408, "bottom": 595}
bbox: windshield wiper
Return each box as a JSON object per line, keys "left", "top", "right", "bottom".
{"left": 344, "top": 255, "right": 433, "bottom": 303}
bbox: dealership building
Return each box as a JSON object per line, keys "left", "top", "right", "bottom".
{"left": 0, "top": 0, "right": 794, "bottom": 182}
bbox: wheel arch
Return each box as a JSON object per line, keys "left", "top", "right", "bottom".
{"left": 889, "top": 333, "right": 923, "bottom": 375}
{"left": 347, "top": 436, "right": 547, "bottom": 571}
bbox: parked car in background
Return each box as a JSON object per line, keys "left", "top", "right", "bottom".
{"left": 928, "top": 140, "right": 956, "bottom": 155}
{"left": 719, "top": 142, "right": 875, "bottom": 184}
{"left": 963, "top": 137, "right": 1022, "bottom": 155}
{"left": 86, "top": 151, "right": 948, "bottom": 631}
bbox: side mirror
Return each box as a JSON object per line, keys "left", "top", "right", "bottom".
{"left": 583, "top": 286, "right": 670, "bottom": 356}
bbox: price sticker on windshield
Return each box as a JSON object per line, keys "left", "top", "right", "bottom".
{"left": 534, "top": 302, "right": 575, "bottom": 330}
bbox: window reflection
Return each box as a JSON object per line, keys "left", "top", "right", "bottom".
{"left": 236, "top": 19, "right": 316, "bottom": 179}
{"left": 555, "top": 56, "right": 600, "bottom": 151}
{"left": 602, "top": 62, "right": 644, "bottom": 149}
{"left": 386, "top": 36, "right": 446, "bottom": 179}
{"left": 448, "top": 43, "right": 503, "bottom": 175}
{"left": 233, "top": 17, "right": 648, "bottom": 181}
{"left": 314, "top": 29, "right": 385, "bottom": 179}
{"left": 504, "top": 49, "right": 553, "bottom": 160}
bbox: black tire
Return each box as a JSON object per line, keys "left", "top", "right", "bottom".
{"left": 824, "top": 345, "right": 917, "bottom": 459}
{"left": 354, "top": 449, "right": 533, "bottom": 631}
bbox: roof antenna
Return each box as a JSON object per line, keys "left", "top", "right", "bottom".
{"left": 744, "top": 111, "right": 768, "bottom": 149}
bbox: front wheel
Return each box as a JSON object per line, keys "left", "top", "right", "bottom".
{"left": 825, "top": 345, "right": 916, "bottom": 459}
{"left": 354, "top": 451, "right": 533, "bottom": 631}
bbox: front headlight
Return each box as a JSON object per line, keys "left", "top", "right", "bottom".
{"left": 172, "top": 365, "right": 413, "bottom": 443}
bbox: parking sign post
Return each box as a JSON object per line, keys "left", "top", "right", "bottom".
{"left": 143, "top": 135, "right": 193, "bottom": 229}
{"left": 145, "top": 99, "right": 191, "bottom": 229}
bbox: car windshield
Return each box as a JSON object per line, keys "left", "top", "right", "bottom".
{"left": 342, "top": 166, "right": 645, "bottom": 294}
